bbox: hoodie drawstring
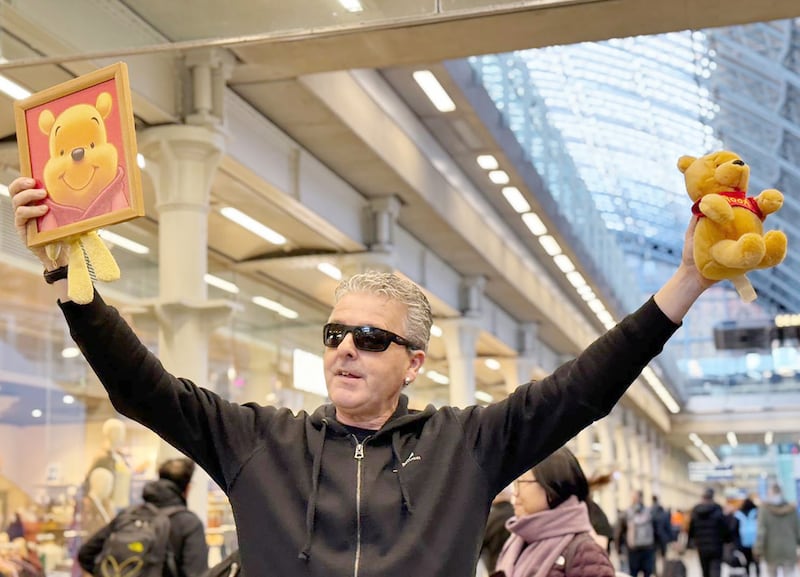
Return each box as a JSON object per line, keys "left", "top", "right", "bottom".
{"left": 391, "top": 431, "right": 414, "bottom": 514}
{"left": 299, "top": 419, "right": 328, "bottom": 562}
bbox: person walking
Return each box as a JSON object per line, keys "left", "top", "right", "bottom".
{"left": 733, "top": 497, "right": 759, "bottom": 577}
{"left": 754, "top": 484, "right": 800, "bottom": 577}
{"left": 688, "top": 488, "right": 730, "bottom": 577}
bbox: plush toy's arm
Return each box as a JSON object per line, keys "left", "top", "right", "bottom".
{"left": 699, "top": 193, "right": 734, "bottom": 224}
{"left": 755, "top": 188, "right": 784, "bottom": 216}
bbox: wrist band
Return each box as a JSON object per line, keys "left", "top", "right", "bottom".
{"left": 44, "top": 265, "right": 69, "bottom": 284}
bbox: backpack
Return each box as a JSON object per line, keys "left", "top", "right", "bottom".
{"left": 734, "top": 509, "right": 757, "bottom": 548}
{"left": 626, "top": 506, "right": 655, "bottom": 548}
{"left": 92, "top": 503, "right": 184, "bottom": 577}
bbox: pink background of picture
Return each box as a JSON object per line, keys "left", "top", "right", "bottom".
{"left": 24, "top": 78, "right": 128, "bottom": 231}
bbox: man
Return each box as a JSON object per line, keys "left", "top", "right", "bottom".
{"left": 78, "top": 458, "right": 209, "bottom": 577}
{"left": 688, "top": 488, "right": 730, "bottom": 577}
{"left": 618, "top": 490, "right": 658, "bottom": 577}
{"left": 754, "top": 484, "right": 800, "bottom": 577}
{"left": 10, "top": 177, "right": 713, "bottom": 577}
{"left": 652, "top": 495, "right": 675, "bottom": 560}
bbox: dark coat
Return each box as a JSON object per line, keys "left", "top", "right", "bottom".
{"left": 688, "top": 501, "right": 729, "bottom": 557}
{"left": 78, "top": 479, "right": 209, "bottom": 577}
{"left": 482, "top": 501, "right": 514, "bottom": 572}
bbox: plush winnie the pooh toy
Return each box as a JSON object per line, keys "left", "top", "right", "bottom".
{"left": 678, "top": 150, "right": 787, "bottom": 302}
{"left": 37, "top": 92, "right": 124, "bottom": 304}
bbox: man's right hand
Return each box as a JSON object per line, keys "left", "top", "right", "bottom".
{"left": 9, "top": 177, "right": 67, "bottom": 270}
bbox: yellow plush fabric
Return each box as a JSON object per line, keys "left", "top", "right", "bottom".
{"left": 678, "top": 150, "right": 787, "bottom": 302}
{"left": 45, "top": 233, "right": 120, "bottom": 304}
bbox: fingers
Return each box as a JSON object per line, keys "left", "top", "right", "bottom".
{"left": 9, "top": 177, "right": 48, "bottom": 227}
{"left": 8, "top": 176, "right": 37, "bottom": 197}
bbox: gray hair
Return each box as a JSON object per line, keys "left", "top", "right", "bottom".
{"left": 334, "top": 271, "right": 433, "bottom": 352}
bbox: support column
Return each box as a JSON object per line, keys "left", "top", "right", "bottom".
{"left": 438, "top": 317, "right": 482, "bottom": 407}
{"left": 613, "top": 408, "right": 632, "bottom": 512}
{"left": 340, "top": 195, "right": 402, "bottom": 276}
{"left": 498, "top": 322, "right": 541, "bottom": 394}
{"left": 137, "top": 123, "right": 231, "bottom": 525}
{"left": 595, "top": 416, "right": 618, "bottom": 524}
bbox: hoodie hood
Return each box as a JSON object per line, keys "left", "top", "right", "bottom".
{"left": 141, "top": 478, "right": 186, "bottom": 507}
{"left": 765, "top": 502, "right": 796, "bottom": 515}
{"left": 308, "top": 394, "right": 437, "bottom": 438}
{"left": 694, "top": 502, "right": 722, "bottom": 518}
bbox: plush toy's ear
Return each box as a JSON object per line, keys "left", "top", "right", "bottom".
{"left": 677, "top": 156, "right": 696, "bottom": 174}
{"left": 38, "top": 109, "right": 55, "bottom": 136}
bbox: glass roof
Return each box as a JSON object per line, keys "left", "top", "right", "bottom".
{"left": 469, "top": 19, "right": 800, "bottom": 406}
{"left": 471, "top": 19, "right": 800, "bottom": 315}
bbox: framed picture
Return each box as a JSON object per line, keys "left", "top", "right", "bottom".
{"left": 14, "top": 62, "right": 144, "bottom": 247}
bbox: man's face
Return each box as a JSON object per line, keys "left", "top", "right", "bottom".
{"left": 323, "top": 292, "right": 424, "bottom": 425}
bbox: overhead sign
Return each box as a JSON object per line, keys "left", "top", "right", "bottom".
{"left": 688, "top": 462, "right": 734, "bottom": 482}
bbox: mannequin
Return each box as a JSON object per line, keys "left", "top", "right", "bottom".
{"left": 85, "top": 418, "right": 133, "bottom": 512}
{"left": 81, "top": 468, "right": 113, "bottom": 537}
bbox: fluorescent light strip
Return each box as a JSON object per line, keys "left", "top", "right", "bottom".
{"left": 587, "top": 298, "right": 606, "bottom": 314}
{"left": 521, "top": 212, "right": 547, "bottom": 235}
{"left": 503, "top": 187, "right": 530, "bottom": 213}
{"left": 538, "top": 235, "right": 562, "bottom": 256}
{"left": 484, "top": 358, "right": 501, "bottom": 371}
{"left": 488, "top": 170, "right": 509, "bottom": 184}
{"left": 641, "top": 366, "right": 681, "bottom": 414}
{"left": 220, "top": 207, "right": 286, "bottom": 245}
{"left": 252, "top": 295, "right": 299, "bottom": 319}
{"left": 338, "top": 0, "right": 364, "bottom": 13}
{"left": 412, "top": 70, "right": 456, "bottom": 112}
{"left": 726, "top": 432, "right": 738, "bottom": 447}
{"left": 765, "top": 431, "right": 774, "bottom": 445}
{"left": 0, "top": 183, "right": 8, "bottom": 197}
{"left": 430, "top": 324, "right": 443, "bottom": 338}
{"left": 97, "top": 229, "right": 149, "bottom": 254}
{"left": 426, "top": 370, "right": 450, "bottom": 385}
{"left": 553, "top": 254, "right": 575, "bottom": 273}
{"left": 475, "top": 391, "right": 494, "bottom": 403}
{"left": 700, "top": 443, "right": 720, "bottom": 464}
{"left": 0, "top": 73, "right": 31, "bottom": 100}
{"left": 317, "top": 262, "right": 342, "bottom": 281}
{"left": 477, "top": 155, "right": 499, "bottom": 170}
{"left": 566, "top": 271, "right": 587, "bottom": 289}
{"left": 204, "top": 274, "right": 240, "bottom": 294}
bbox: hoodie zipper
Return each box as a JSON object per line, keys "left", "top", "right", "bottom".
{"left": 353, "top": 435, "right": 372, "bottom": 577}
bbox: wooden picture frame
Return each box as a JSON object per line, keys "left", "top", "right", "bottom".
{"left": 14, "top": 62, "right": 144, "bottom": 247}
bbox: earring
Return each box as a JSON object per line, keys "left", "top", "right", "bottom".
{"left": 403, "top": 377, "right": 411, "bottom": 386}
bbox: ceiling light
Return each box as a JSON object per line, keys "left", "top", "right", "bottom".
{"left": 204, "top": 274, "right": 240, "bottom": 294}
{"left": 475, "top": 391, "right": 494, "bottom": 403}
{"left": 484, "top": 358, "right": 501, "bottom": 371}
{"left": 488, "top": 170, "right": 510, "bottom": 184}
{"left": 553, "top": 254, "right": 575, "bottom": 273}
{"left": 430, "top": 324, "right": 443, "bottom": 338}
{"left": 700, "top": 444, "right": 720, "bottom": 464}
{"left": 521, "top": 212, "right": 547, "bottom": 235}
{"left": 61, "top": 346, "right": 81, "bottom": 359}
{"left": 220, "top": 207, "right": 287, "bottom": 245}
{"left": 476, "top": 155, "right": 499, "bottom": 170}
{"left": 596, "top": 310, "right": 614, "bottom": 325}
{"left": 765, "top": 431, "right": 774, "bottom": 445}
{"left": 338, "top": 0, "right": 363, "bottom": 12}
{"left": 726, "top": 432, "right": 738, "bottom": 447}
{"left": 641, "top": 366, "right": 681, "bottom": 414}
{"left": 97, "top": 229, "right": 150, "bottom": 254}
{"left": 0, "top": 73, "right": 31, "bottom": 100}
{"left": 412, "top": 70, "right": 456, "bottom": 112}
{"left": 137, "top": 154, "right": 146, "bottom": 169}
{"left": 566, "top": 271, "right": 587, "bottom": 289}
{"left": 425, "top": 370, "right": 450, "bottom": 385}
{"left": 252, "top": 296, "right": 299, "bottom": 319}
{"left": 538, "top": 235, "right": 562, "bottom": 256}
{"left": 317, "top": 262, "right": 342, "bottom": 281}
{"left": 587, "top": 298, "right": 606, "bottom": 314}
{"left": 576, "top": 285, "right": 594, "bottom": 296}
{"left": 0, "top": 184, "right": 8, "bottom": 197}
{"left": 502, "top": 187, "right": 530, "bottom": 214}
{"left": 62, "top": 395, "right": 75, "bottom": 405}
{"left": 31, "top": 409, "right": 42, "bottom": 418}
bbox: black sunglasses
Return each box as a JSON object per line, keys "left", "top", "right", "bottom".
{"left": 323, "top": 323, "right": 419, "bottom": 352}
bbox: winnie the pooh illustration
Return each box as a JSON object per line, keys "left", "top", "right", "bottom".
{"left": 678, "top": 150, "right": 787, "bottom": 302}
{"left": 37, "top": 91, "right": 128, "bottom": 230}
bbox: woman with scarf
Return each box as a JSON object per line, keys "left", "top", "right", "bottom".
{"left": 493, "top": 447, "right": 616, "bottom": 577}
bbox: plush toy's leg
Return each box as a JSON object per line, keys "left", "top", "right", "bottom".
{"left": 708, "top": 234, "right": 765, "bottom": 269}
{"left": 731, "top": 275, "right": 757, "bottom": 303}
{"left": 758, "top": 230, "right": 788, "bottom": 269}
{"left": 67, "top": 238, "right": 94, "bottom": 304}
{"left": 81, "top": 231, "right": 120, "bottom": 282}
{"left": 44, "top": 243, "right": 63, "bottom": 267}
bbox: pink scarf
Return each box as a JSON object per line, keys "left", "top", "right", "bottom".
{"left": 495, "top": 496, "right": 594, "bottom": 577}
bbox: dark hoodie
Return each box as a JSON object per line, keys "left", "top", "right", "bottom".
{"left": 688, "top": 501, "right": 728, "bottom": 557}
{"left": 61, "top": 292, "right": 678, "bottom": 577}
{"left": 78, "top": 478, "right": 209, "bottom": 577}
